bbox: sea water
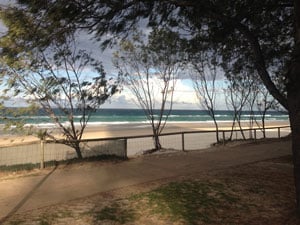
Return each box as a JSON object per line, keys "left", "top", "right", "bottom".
{"left": 0, "top": 108, "right": 289, "bottom": 128}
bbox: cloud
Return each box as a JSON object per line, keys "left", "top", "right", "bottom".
{"left": 103, "top": 90, "right": 137, "bottom": 109}
{"left": 173, "top": 79, "right": 198, "bottom": 109}
{"left": 104, "top": 78, "right": 199, "bottom": 110}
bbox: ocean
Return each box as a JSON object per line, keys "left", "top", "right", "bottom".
{"left": 1, "top": 108, "right": 289, "bottom": 128}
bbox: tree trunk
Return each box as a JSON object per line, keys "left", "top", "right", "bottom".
{"left": 229, "top": 113, "right": 238, "bottom": 141}
{"left": 237, "top": 118, "right": 246, "bottom": 140}
{"left": 154, "top": 134, "right": 162, "bottom": 150}
{"left": 288, "top": 103, "right": 300, "bottom": 213}
{"left": 212, "top": 119, "right": 220, "bottom": 143}
{"left": 74, "top": 142, "right": 83, "bottom": 159}
{"left": 287, "top": 2, "right": 300, "bottom": 209}
{"left": 287, "top": 53, "right": 300, "bottom": 213}
{"left": 262, "top": 114, "right": 266, "bottom": 138}
{"left": 151, "top": 126, "right": 162, "bottom": 151}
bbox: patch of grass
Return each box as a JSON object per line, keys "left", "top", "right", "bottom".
{"left": 37, "top": 212, "right": 58, "bottom": 225}
{"left": 8, "top": 219, "right": 25, "bottom": 225}
{"left": 0, "top": 160, "right": 59, "bottom": 172}
{"left": 94, "top": 202, "right": 135, "bottom": 224}
{"left": 56, "top": 210, "right": 73, "bottom": 218}
{"left": 133, "top": 180, "right": 240, "bottom": 224}
{"left": 38, "top": 219, "right": 51, "bottom": 225}
{"left": 0, "top": 163, "right": 40, "bottom": 172}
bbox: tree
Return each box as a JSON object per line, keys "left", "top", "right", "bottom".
{"left": 189, "top": 50, "right": 221, "bottom": 143}
{"left": 225, "top": 72, "right": 253, "bottom": 140}
{"left": 256, "top": 87, "right": 280, "bottom": 138}
{"left": 0, "top": 35, "right": 118, "bottom": 159}
{"left": 114, "top": 29, "right": 183, "bottom": 151}
{"left": 2, "top": 0, "right": 300, "bottom": 212}
{"left": 246, "top": 82, "right": 259, "bottom": 139}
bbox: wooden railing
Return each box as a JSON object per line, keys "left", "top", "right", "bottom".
{"left": 57, "top": 125, "right": 291, "bottom": 154}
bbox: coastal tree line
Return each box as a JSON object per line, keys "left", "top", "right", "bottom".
{"left": 0, "top": 0, "right": 299, "bottom": 213}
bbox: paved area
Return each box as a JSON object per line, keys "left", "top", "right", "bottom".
{"left": 0, "top": 139, "right": 292, "bottom": 222}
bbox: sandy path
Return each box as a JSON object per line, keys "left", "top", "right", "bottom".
{"left": 0, "top": 138, "right": 292, "bottom": 222}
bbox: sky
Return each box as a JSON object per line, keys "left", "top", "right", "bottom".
{"left": 74, "top": 31, "right": 203, "bottom": 109}
{"left": 0, "top": 0, "right": 227, "bottom": 110}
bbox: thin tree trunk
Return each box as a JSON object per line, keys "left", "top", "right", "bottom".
{"left": 237, "top": 114, "right": 246, "bottom": 140}
{"left": 213, "top": 120, "right": 220, "bottom": 143}
{"left": 154, "top": 134, "right": 162, "bottom": 150}
{"left": 262, "top": 114, "right": 266, "bottom": 138}
{"left": 74, "top": 141, "right": 83, "bottom": 159}
{"left": 152, "top": 126, "right": 162, "bottom": 151}
{"left": 229, "top": 119, "right": 235, "bottom": 141}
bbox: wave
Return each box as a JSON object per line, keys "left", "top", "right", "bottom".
{"left": 1, "top": 108, "right": 289, "bottom": 128}
{"left": 14, "top": 118, "right": 290, "bottom": 129}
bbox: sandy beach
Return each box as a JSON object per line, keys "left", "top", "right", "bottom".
{"left": 82, "top": 120, "right": 291, "bottom": 138}
{"left": 0, "top": 120, "right": 291, "bottom": 147}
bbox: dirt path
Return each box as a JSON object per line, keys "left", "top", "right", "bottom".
{"left": 0, "top": 139, "right": 292, "bottom": 222}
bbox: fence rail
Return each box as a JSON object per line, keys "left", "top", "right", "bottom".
{"left": 0, "top": 125, "right": 291, "bottom": 171}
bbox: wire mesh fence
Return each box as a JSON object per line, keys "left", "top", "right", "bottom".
{"left": 0, "top": 125, "right": 291, "bottom": 171}
{"left": 0, "top": 142, "right": 40, "bottom": 167}
{"left": 0, "top": 139, "right": 127, "bottom": 171}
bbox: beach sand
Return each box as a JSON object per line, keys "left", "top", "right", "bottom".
{"left": 0, "top": 120, "right": 291, "bottom": 147}
{"left": 82, "top": 120, "right": 291, "bottom": 138}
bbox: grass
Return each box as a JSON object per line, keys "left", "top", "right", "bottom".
{"left": 7, "top": 220, "right": 24, "bottom": 225}
{"left": 94, "top": 202, "right": 135, "bottom": 224}
{"left": 132, "top": 181, "right": 240, "bottom": 224}
{"left": 0, "top": 163, "right": 40, "bottom": 172}
{"left": 90, "top": 180, "right": 241, "bottom": 225}
{"left": 0, "top": 161, "right": 59, "bottom": 172}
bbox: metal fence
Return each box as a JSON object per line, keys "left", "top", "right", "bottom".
{"left": 0, "top": 125, "right": 291, "bottom": 171}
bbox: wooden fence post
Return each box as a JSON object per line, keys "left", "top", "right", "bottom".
{"left": 40, "top": 140, "right": 45, "bottom": 169}
{"left": 182, "top": 133, "right": 185, "bottom": 151}
{"left": 278, "top": 127, "right": 281, "bottom": 138}
{"left": 222, "top": 131, "right": 225, "bottom": 145}
{"left": 124, "top": 138, "right": 128, "bottom": 158}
